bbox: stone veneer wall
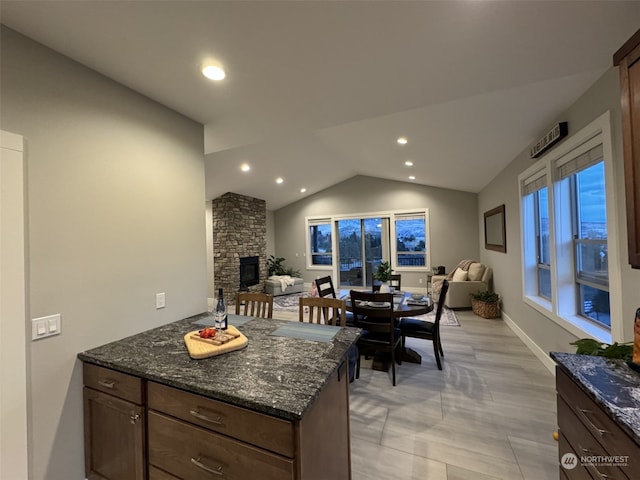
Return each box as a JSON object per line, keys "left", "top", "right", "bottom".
{"left": 212, "top": 192, "right": 267, "bottom": 302}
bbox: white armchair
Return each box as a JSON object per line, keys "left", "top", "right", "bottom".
{"left": 432, "top": 263, "right": 493, "bottom": 309}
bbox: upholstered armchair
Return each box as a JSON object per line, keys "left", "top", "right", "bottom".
{"left": 432, "top": 262, "right": 493, "bottom": 309}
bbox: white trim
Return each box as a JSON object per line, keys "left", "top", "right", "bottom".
{"left": 0, "top": 130, "right": 29, "bottom": 480}
{"left": 502, "top": 311, "right": 556, "bottom": 375}
{"left": 305, "top": 208, "right": 431, "bottom": 274}
{"left": 517, "top": 111, "right": 622, "bottom": 344}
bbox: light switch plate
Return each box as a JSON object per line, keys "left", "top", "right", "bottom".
{"left": 32, "top": 314, "right": 61, "bottom": 340}
{"left": 156, "top": 292, "right": 166, "bottom": 309}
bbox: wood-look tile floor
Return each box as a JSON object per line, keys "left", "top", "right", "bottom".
{"left": 271, "top": 307, "right": 559, "bottom": 479}
{"left": 347, "top": 310, "right": 558, "bottom": 480}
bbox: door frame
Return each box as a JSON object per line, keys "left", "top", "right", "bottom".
{"left": 0, "top": 130, "right": 29, "bottom": 479}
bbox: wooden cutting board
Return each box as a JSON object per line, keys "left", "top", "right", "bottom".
{"left": 184, "top": 325, "right": 248, "bottom": 359}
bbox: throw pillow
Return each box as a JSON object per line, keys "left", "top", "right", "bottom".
{"left": 452, "top": 267, "right": 468, "bottom": 282}
{"left": 467, "top": 263, "right": 486, "bottom": 281}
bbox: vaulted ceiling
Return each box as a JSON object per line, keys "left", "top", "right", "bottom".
{"left": 2, "top": 1, "right": 639, "bottom": 209}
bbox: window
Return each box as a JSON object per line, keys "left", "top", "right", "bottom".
{"left": 395, "top": 213, "right": 426, "bottom": 267}
{"left": 565, "top": 153, "right": 610, "bottom": 327}
{"left": 535, "top": 187, "right": 551, "bottom": 300}
{"left": 519, "top": 112, "right": 621, "bottom": 343}
{"left": 308, "top": 220, "right": 332, "bottom": 266}
{"left": 306, "top": 210, "right": 430, "bottom": 278}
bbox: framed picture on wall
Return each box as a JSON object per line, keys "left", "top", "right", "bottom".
{"left": 484, "top": 204, "right": 506, "bottom": 253}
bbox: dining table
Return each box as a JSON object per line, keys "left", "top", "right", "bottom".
{"left": 337, "top": 288, "right": 434, "bottom": 370}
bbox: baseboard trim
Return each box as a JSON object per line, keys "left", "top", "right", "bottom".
{"left": 502, "top": 311, "right": 556, "bottom": 375}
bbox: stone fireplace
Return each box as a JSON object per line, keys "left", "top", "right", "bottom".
{"left": 212, "top": 192, "right": 266, "bottom": 302}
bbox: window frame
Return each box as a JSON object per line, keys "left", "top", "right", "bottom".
{"left": 518, "top": 111, "right": 622, "bottom": 343}
{"left": 307, "top": 219, "right": 333, "bottom": 267}
{"left": 305, "top": 209, "right": 431, "bottom": 273}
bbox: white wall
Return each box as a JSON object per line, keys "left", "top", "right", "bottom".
{"left": 273, "top": 175, "right": 479, "bottom": 289}
{"left": 0, "top": 130, "right": 29, "bottom": 480}
{"left": 478, "top": 67, "right": 640, "bottom": 359}
{"left": 0, "top": 27, "right": 207, "bottom": 480}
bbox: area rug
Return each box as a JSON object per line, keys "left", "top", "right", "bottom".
{"left": 272, "top": 292, "right": 459, "bottom": 326}
{"left": 272, "top": 292, "right": 313, "bottom": 311}
{"left": 407, "top": 306, "right": 460, "bottom": 326}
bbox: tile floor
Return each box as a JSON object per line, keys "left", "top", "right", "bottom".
{"left": 271, "top": 306, "right": 560, "bottom": 479}
{"left": 347, "top": 310, "right": 559, "bottom": 480}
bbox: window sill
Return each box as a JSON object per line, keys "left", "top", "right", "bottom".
{"left": 523, "top": 295, "right": 612, "bottom": 344}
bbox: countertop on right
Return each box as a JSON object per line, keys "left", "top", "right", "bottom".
{"left": 551, "top": 351, "right": 640, "bottom": 446}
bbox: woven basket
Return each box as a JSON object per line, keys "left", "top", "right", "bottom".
{"left": 471, "top": 298, "right": 501, "bottom": 319}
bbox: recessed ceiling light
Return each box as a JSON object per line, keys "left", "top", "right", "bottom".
{"left": 276, "top": 177, "right": 284, "bottom": 184}
{"left": 240, "top": 163, "right": 250, "bottom": 172}
{"left": 408, "top": 175, "right": 416, "bottom": 180}
{"left": 397, "top": 137, "right": 408, "bottom": 145}
{"left": 404, "top": 160, "right": 414, "bottom": 167}
{"left": 202, "top": 65, "right": 226, "bottom": 81}
{"left": 300, "top": 187, "right": 307, "bottom": 193}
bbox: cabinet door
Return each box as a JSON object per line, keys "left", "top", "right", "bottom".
{"left": 615, "top": 28, "right": 640, "bottom": 268}
{"left": 84, "top": 387, "right": 145, "bottom": 480}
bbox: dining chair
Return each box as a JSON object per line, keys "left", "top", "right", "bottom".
{"left": 399, "top": 280, "right": 449, "bottom": 370}
{"left": 315, "top": 275, "right": 337, "bottom": 298}
{"left": 235, "top": 292, "right": 273, "bottom": 318}
{"left": 371, "top": 273, "right": 401, "bottom": 293}
{"left": 349, "top": 290, "right": 401, "bottom": 386}
{"left": 299, "top": 297, "right": 346, "bottom": 326}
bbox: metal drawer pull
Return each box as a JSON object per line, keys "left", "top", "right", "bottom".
{"left": 577, "top": 443, "right": 591, "bottom": 454}
{"left": 577, "top": 408, "right": 609, "bottom": 436}
{"left": 189, "top": 408, "right": 223, "bottom": 425}
{"left": 585, "top": 462, "right": 614, "bottom": 480}
{"left": 191, "top": 456, "right": 224, "bottom": 476}
{"left": 129, "top": 414, "right": 140, "bottom": 425}
{"left": 97, "top": 379, "right": 115, "bottom": 389}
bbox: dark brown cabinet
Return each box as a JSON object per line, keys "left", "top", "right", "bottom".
{"left": 556, "top": 367, "right": 640, "bottom": 480}
{"left": 83, "top": 361, "right": 351, "bottom": 480}
{"left": 83, "top": 364, "right": 146, "bottom": 480}
{"left": 614, "top": 28, "right": 640, "bottom": 268}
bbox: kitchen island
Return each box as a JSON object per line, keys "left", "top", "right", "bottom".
{"left": 551, "top": 352, "right": 640, "bottom": 479}
{"left": 79, "top": 314, "right": 360, "bottom": 480}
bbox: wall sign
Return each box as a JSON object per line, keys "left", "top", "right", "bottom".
{"left": 530, "top": 122, "right": 568, "bottom": 158}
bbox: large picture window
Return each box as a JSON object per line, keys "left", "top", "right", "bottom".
{"left": 306, "top": 210, "right": 430, "bottom": 283}
{"left": 518, "top": 112, "right": 621, "bottom": 343}
{"left": 395, "top": 213, "right": 426, "bottom": 267}
{"left": 309, "top": 219, "right": 332, "bottom": 266}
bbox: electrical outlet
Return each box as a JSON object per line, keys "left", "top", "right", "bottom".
{"left": 419, "top": 278, "right": 423, "bottom": 284}
{"left": 156, "top": 292, "right": 166, "bottom": 309}
{"left": 32, "top": 314, "right": 61, "bottom": 340}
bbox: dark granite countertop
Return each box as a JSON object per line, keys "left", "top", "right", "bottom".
{"left": 551, "top": 352, "right": 640, "bottom": 445}
{"left": 78, "top": 314, "right": 360, "bottom": 421}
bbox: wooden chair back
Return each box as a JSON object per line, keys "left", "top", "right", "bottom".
{"left": 299, "top": 297, "right": 346, "bottom": 327}
{"left": 349, "top": 290, "right": 400, "bottom": 385}
{"left": 315, "top": 275, "right": 337, "bottom": 298}
{"left": 235, "top": 292, "right": 273, "bottom": 318}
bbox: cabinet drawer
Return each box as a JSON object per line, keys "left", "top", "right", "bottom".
{"left": 557, "top": 369, "right": 640, "bottom": 479}
{"left": 558, "top": 397, "right": 630, "bottom": 480}
{"left": 558, "top": 432, "right": 590, "bottom": 480}
{"left": 148, "top": 382, "right": 295, "bottom": 457}
{"left": 148, "top": 411, "right": 294, "bottom": 480}
{"left": 149, "top": 465, "right": 180, "bottom": 480}
{"left": 84, "top": 363, "right": 143, "bottom": 404}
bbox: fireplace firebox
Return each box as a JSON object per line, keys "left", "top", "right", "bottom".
{"left": 239, "top": 256, "right": 260, "bottom": 290}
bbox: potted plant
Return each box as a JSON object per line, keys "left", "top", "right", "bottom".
{"left": 373, "top": 261, "right": 393, "bottom": 293}
{"left": 266, "top": 255, "right": 301, "bottom": 277}
{"left": 470, "top": 290, "right": 501, "bottom": 319}
{"left": 570, "top": 338, "right": 633, "bottom": 360}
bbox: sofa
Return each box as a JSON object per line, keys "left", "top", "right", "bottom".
{"left": 432, "top": 262, "right": 493, "bottom": 309}
{"left": 265, "top": 276, "right": 304, "bottom": 296}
